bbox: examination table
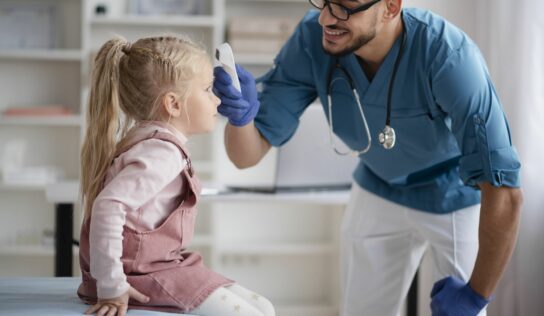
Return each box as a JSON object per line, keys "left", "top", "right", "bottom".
{"left": 0, "top": 277, "right": 197, "bottom": 315}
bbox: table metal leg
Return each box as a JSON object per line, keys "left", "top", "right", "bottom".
{"left": 55, "top": 203, "right": 73, "bottom": 277}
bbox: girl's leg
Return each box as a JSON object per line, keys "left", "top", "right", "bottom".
{"left": 226, "top": 283, "right": 275, "bottom": 316}
{"left": 189, "top": 286, "right": 264, "bottom": 316}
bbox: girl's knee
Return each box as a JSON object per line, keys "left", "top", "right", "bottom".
{"left": 257, "top": 297, "right": 275, "bottom": 316}
{"left": 224, "top": 283, "right": 275, "bottom": 316}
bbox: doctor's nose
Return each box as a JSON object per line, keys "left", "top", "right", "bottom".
{"left": 318, "top": 5, "right": 339, "bottom": 27}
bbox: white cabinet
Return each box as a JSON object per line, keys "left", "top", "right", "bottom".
{"left": 0, "top": 0, "right": 86, "bottom": 273}
{"left": 202, "top": 192, "right": 347, "bottom": 316}
{"left": 0, "top": 0, "right": 225, "bottom": 272}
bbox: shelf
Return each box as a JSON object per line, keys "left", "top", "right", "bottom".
{"left": 236, "top": 53, "right": 275, "bottom": 66}
{"left": 0, "top": 245, "right": 78, "bottom": 257}
{"left": 0, "top": 115, "right": 82, "bottom": 127}
{"left": 202, "top": 189, "right": 350, "bottom": 205}
{"left": 216, "top": 242, "right": 334, "bottom": 256}
{"left": 275, "top": 303, "right": 337, "bottom": 316}
{"left": 0, "top": 183, "right": 46, "bottom": 192}
{"left": 0, "top": 49, "right": 83, "bottom": 62}
{"left": 42, "top": 181, "right": 350, "bottom": 204}
{"left": 90, "top": 15, "right": 217, "bottom": 27}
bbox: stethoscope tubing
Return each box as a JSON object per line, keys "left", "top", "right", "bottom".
{"left": 326, "top": 18, "right": 407, "bottom": 155}
{"left": 327, "top": 81, "right": 372, "bottom": 156}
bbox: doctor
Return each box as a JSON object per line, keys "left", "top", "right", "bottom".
{"left": 213, "top": 0, "right": 523, "bottom": 315}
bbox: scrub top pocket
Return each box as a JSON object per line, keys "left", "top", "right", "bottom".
{"left": 360, "top": 105, "right": 460, "bottom": 186}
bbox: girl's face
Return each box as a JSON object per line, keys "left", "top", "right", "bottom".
{"left": 174, "top": 62, "right": 221, "bottom": 135}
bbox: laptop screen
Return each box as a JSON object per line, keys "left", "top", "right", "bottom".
{"left": 218, "top": 103, "right": 359, "bottom": 193}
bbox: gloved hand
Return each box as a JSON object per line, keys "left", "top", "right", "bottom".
{"left": 430, "top": 276, "right": 490, "bottom": 316}
{"left": 213, "top": 64, "right": 260, "bottom": 127}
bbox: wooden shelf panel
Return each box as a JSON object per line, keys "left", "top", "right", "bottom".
{"left": 0, "top": 50, "right": 83, "bottom": 62}
{"left": 0, "top": 245, "right": 78, "bottom": 256}
{"left": 0, "top": 115, "right": 82, "bottom": 127}
{"left": 90, "top": 15, "right": 216, "bottom": 27}
{"left": 0, "top": 183, "right": 46, "bottom": 192}
{"left": 216, "top": 242, "right": 334, "bottom": 255}
{"left": 202, "top": 189, "right": 350, "bottom": 205}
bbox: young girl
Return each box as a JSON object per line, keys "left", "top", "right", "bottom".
{"left": 77, "top": 35, "right": 275, "bottom": 316}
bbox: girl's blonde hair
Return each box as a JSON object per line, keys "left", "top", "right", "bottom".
{"left": 80, "top": 35, "right": 209, "bottom": 219}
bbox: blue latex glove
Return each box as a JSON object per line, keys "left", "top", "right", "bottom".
{"left": 430, "top": 276, "right": 490, "bottom": 316}
{"left": 213, "top": 64, "right": 260, "bottom": 127}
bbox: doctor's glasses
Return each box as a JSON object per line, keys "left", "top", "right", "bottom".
{"left": 309, "top": 0, "right": 382, "bottom": 21}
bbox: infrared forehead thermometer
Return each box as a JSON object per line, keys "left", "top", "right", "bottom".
{"left": 215, "top": 43, "right": 241, "bottom": 92}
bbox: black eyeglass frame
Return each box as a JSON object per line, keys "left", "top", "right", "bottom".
{"left": 309, "top": 0, "right": 383, "bottom": 21}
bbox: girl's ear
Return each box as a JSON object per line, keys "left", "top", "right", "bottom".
{"left": 162, "top": 92, "right": 182, "bottom": 117}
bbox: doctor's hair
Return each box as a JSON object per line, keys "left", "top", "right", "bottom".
{"left": 80, "top": 35, "right": 209, "bottom": 219}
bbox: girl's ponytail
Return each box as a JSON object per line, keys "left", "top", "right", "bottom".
{"left": 80, "top": 38, "right": 127, "bottom": 219}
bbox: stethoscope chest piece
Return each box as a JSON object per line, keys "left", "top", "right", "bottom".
{"left": 378, "top": 125, "right": 396, "bottom": 149}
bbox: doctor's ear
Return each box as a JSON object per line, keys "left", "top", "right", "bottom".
{"left": 162, "top": 92, "right": 183, "bottom": 118}
{"left": 384, "top": 0, "right": 402, "bottom": 19}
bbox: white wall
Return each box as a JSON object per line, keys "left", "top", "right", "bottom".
{"left": 479, "top": 1, "right": 544, "bottom": 315}
{"left": 404, "top": 0, "right": 481, "bottom": 40}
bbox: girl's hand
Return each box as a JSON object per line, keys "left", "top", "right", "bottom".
{"left": 84, "top": 286, "right": 150, "bottom": 316}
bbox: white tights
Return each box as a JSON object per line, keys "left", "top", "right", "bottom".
{"left": 190, "top": 284, "right": 275, "bottom": 316}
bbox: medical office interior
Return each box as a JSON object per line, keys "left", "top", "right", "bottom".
{"left": 0, "top": 0, "right": 542, "bottom": 315}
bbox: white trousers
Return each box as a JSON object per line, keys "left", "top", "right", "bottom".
{"left": 340, "top": 184, "right": 486, "bottom": 316}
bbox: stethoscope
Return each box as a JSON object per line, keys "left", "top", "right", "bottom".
{"left": 326, "top": 24, "right": 407, "bottom": 156}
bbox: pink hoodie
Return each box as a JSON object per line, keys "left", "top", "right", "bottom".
{"left": 89, "top": 121, "right": 188, "bottom": 299}
{"left": 79, "top": 123, "right": 232, "bottom": 312}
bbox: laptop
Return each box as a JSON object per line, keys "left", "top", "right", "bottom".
{"left": 213, "top": 103, "right": 359, "bottom": 193}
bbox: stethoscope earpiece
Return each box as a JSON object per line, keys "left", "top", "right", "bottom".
{"left": 378, "top": 125, "right": 396, "bottom": 150}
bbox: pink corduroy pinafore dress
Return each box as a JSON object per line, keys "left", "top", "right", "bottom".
{"left": 78, "top": 130, "right": 233, "bottom": 313}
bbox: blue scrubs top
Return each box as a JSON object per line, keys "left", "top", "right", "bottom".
{"left": 254, "top": 8, "right": 521, "bottom": 213}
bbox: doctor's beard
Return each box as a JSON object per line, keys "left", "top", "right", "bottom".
{"left": 323, "top": 14, "right": 378, "bottom": 57}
